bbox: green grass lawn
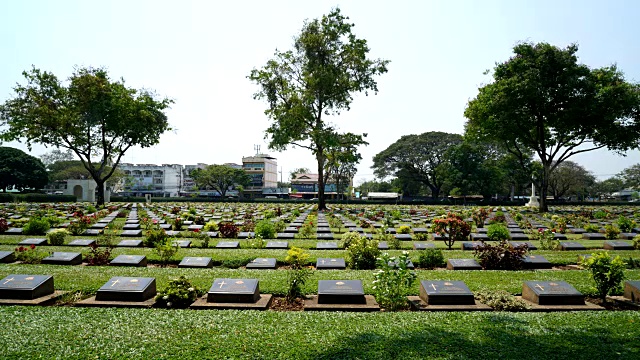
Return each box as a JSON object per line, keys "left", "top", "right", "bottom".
{"left": 0, "top": 307, "right": 638, "bottom": 359}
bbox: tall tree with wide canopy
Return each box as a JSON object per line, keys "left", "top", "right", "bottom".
{"left": 0, "top": 147, "right": 48, "bottom": 192}
{"left": 372, "top": 132, "right": 463, "bottom": 199}
{"left": 618, "top": 163, "right": 640, "bottom": 189}
{"left": 0, "top": 67, "right": 172, "bottom": 205}
{"left": 190, "top": 165, "right": 251, "bottom": 199}
{"left": 548, "top": 161, "right": 595, "bottom": 200}
{"left": 249, "top": 8, "right": 388, "bottom": 210}
{"left": 465, "top": 42, "right": 640, "bottom": 211}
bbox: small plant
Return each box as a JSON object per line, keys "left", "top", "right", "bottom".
{"left": 155, "top": 276, "right": 199, "bottom": 308}
{"left": 474, "top": 240, "right": 528, "bottom": 270}
{"left": 397, "top": 225, "right": 411, "bottom": 234}
{"left": 296, "top": 221, "right": 315, "bottom": 239}
{"left": 584, "top": 223, "right": 600, "bottom": 233}
{"left": 172, "top": 217, "right": 184, "bottom": 231}
{"left": 604, "top": 224, "right": 621, "bottom": 240}
{"left": 555, "top": 217, "right": 568, "bottom": 234}
{"left": 633, "top": 235, "right": 640, "bottom": 250}
{"left": 489, "top": 211, "right": 506, "bottom": 224}
{"left": 244, "top": 235, "right": 266, "bottom": 249}
{"left": 431, "top": 213, "right": 471, "bottom": 250}
{"left": 203, "top": 221, "right": 218, "bottom": 232}
{"left": 86, "top": 242, "right": 113, "bottom": 266}
{"left": 154, "top": 238, "right": 180, "bottom": 267}
{"left": 617, "top": 216, "right": 636, "bottom": 233}
{"left": 417, "top": 248, "right": 445, "bottom": 269}
{"left": 378, "top": 227, "right": 399, "bottom": 249}
{"left": 536, "top": 228, "right": 559, "bottom": 250}
{"left": 221, "top": 258, "right": 253, "bottom": 269}
{"left": 285, "top": 247, "right": 312, "bottom": 303}
{"left": 22, "top": 217, "right": 50, "bottom": 235}
{"left": 593, "top": 209, "right": 609, "bottom": 220}
{"left": 46, "top": 229, "right": 68, "bottom": 246}
{"left": 340, "top": 231, "right": 362, "bottom": 249}
{"left": 345, "top": 234, "right": 380, "bottom": 270}
{"left": 580, "top": 252, "right": 626, "bottom": 302}
{"left": 241, "top": 220, "right": 255, "bottom": 232}
{"left": 144, "top": 226, "right": 168, "bottom": 248}
{"left": 254, "top": 219, "right": 276, "bottom": 239}
{"left": 474, "top": 289, "right": 530, "bottom": 311}
{"left": 0, "top": 218, "right": 8, "bottom": 233}
{"left": 218, "top": 222, "right": 240, "bottom": 238}
{"left": 66, "top": 221, "right": 88, "bottom": 236}
{"left": 486, "top": 223, "right": 510, "bottom": 242}
{"left": 413, "top": 232, "right": 429, "bottom": 241}
{"left": 472, "top": 207, "right": 490, "bottom": 228}
{"left": 372, "top": 252, "right": 417, "bottom": 311}
{"left": 14, "top": 245, "right": 47, "bottom": 264}
{"left": 274, "top": 220, "right": 286, "bottom": 233}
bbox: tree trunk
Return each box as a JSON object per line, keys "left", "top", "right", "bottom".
{"left": 317, "top": 151, "right": 326, "bottom": 211}
{"left": 539, "top": 164, "right": 550, "bottom": 212}
{"left": 95, "top": 179, "right": 105, "bottom": 206}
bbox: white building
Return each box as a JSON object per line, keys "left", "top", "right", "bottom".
{"left": 119, "top": 163, "right": 183, "bottom": 197}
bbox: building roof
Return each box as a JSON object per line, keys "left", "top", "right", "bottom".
{"left": 367, "top": 192, "right": 400, "bottom": 199}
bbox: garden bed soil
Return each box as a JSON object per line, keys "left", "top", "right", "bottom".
{"left": 269, "top": 296, "right": 304, "bottom": 311}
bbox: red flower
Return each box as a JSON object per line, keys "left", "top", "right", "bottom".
{"left": 30, "top": 244, "right": 36, "bottom": 250}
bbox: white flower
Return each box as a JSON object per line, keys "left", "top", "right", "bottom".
{"left": 166, "top": 302, "right": 172, "bottom": 307}
{"left": 163, "top": 295, "right": 169, "bottom": 300}
{"left": 188, "top": 287, "right": 194, "bottom": 292}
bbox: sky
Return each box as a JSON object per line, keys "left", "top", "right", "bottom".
{"left": 1, "top": 0, "right": 639, "bottom": 185}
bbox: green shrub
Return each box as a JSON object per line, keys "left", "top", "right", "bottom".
{"left": 593, "top": 210, "right": 609, "bottom": 219}
{"left": 413, "top": 232, "right": 429, "bottom": 241}
{"left": 373, "top": 252, "right": 416, "bottom": 311}
{"left": 285, "top": 247, "right": 310, "bottom": 268}
{"left": 634, "top": 235, "right": 640, "bottom": 250}
{"left": 155, "top": 276, "right": 199, "bottom": 308}
{"left": 285, "top": 247, "right": 312, "bottom": 303}
{"left": 66, "top": 221, "right": 88, "bottom": 236}
{"left": 346, "top": 235, "right": 380, "bottom": 270}
{"left": 154, "top": 238, "right": 180, "bottom": 266}
{"left": 580, "top": 252, "right": 626, "bottom": 302}
{"left": 254, "top": 220, "right": 276, "bottom": 239}
{"left": 584, "top": 223, "right": 600, "bottom": 233}
{"left": 397, "top": 225, "right": 411, "bottom": 234}
{"left": 172, "top": 217, "right": 184, "bottom": 231}
{"left": 377, "top": 227, "right": 399, "bottom": 249}
{"left": 417, "top": 248, "right": 446, "bottom": 269}
{"left": 536, "top": 228, "right": 559, "bottom": 250}
{"left": 46, "top": 229, "right": 68, "bottom": 245}
{"left": 221, "top": 258, "right": 253, "bottom": 269}
{"left": 144, "top": 228, "right": 168, "bottom": 248}
{"left": 203, "top": 221, "right": 218, "bottom": 232}
{"left": 489, "top": 211, "right": 506, "bottom": 224}
{"left": 604, "top": 224, "right": 621, "bottom": 240}
{"left": 244, "top": 236, "right": 266, "bottom": 249}
{"left": 617, "top": 216, "right": 636, "bottom": 233}
{"left": 340, "top": 231, "right": 362, "bottom": 249}
{"left": 474, "top": 240, "right": 528, "bottom": 270}
{"left": 218, "top": 222, "right": 240, "bottom": 238}
{"left": 472, "top": 207, "right": 490, "bottom": 228}
{"left": 14, "top": 245, "right": 47, "bottom": 264}
{"left": 486, "top": 223, "right": 510, "bottom": 241}
{"left": 431, "top": 213, "right": 471, "bottom": 250}
{"left": 474, "top": 289, "right": 530, "bottom": 311}
{"left": 22, "top": 217, "right": 50, "bottom": 235}
{"left": 273, "top": 220, "right": 286, "bottom": 233}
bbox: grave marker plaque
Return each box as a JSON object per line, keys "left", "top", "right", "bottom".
{"left": 522, "top": 255, "right": 552, "bottom": 269}
{"left": 461, "top": 242, "right": 483, "bottom": 251}
{"left": 207, "top": 278, "right": 260, "bottom": 303}
{"left": 522, "top": 281, "right": 584, "bottom": 305}
{"left": 378, "top": 241, "right": 389, "bottom": 250}
{"left": 178, "top": 257, "right": 213, "bottom": 268}
{"left": 394, "top": 234, "right": 412, "bottom": 241}
{"left": 413, "top": 242, "right": 435, "bottom": 250}
{"left": 624, "top": 281, "right": 640, "bottom": 303}
{"left": 316, "top": 242, "right": 338, "bottom": 250}
{"left": 67, "top": 239, "right": 96, "bottom": 247}
{"left": 266, "top": 241, "right": 288, "bottom": 249}
{"left": 172, "top": 240, "right": 192, "bottom": 248}
{"left": 316, "top": 233, "right": 334, "bottom": 240}
{"left": 603, "top": 241, "right": 634, "bottom": 250}
{"left": 42, "top": 252, "right": 82, "bottom": 266}
{"left": 317, "top": 280, "right": 366, "bottom": 304}
{"left": 0, "top": 274, "right": 54, "bottom": 300}
{"left": 18, "top": 238, "right": 47, "bottom": 246}
{"left": 446, "top": 259, "right": 482, "bottom": 270}
{"left": 419, "top": 280, "right": 475, "bottom": 305}
{"left": 0, "top": 251, "right": 16, "bottom": 263}
{"left": 117, "top": 240, "right": 143, "bottom": 247}
{"left": 559, "top": 242, "right": 586, "bottom": 251}
{"left": 582, "top": 233, "right": 605, "bottom": 240}
{"left": 120, "top": 230, "right": 143, "bottom": 237}
{"left": 509, "top": 241, "right": 537, "bottom": 250}
{"left": 276, "top": 233, "right": 295, "bottom": 239}
{"left": 246, "top": 258, "right": 277, "bottom": 269}
{"left": 110, "top": 255, "right": 147, "bottom": 267}
{"left": 122, "top": 224, "right": 140, "bottom": 230}
{"left": 316, "top": 258, "right": 346, "bottom": 269}
{"left": 216, "top": 241, "right": 239, "bottom": 249}
{"left": 95, "top": 277, "right": 156, "bottom": 302}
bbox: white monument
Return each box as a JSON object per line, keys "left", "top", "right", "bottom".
{"left": 526, "top": 180, "right": 539, "bottom": 208}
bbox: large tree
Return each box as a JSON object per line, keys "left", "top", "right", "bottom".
{"left": 0, "top": 67, "right": 172, "bottom": 205}
{"left": 372, "top": 132, "right": 463, "bottom": 199}
{"left": 249, "top": 8, "right": 388, "bottom": 210}
{"left": 465, "top": 42, "right": 640, "bottom": 211}
{"left": 323, "top": 133, "right": 365, "bottom": 199}
{"left": 190, "top": 165, "right": 251, "bottom": 199}
{"left": 547, "top": 161, "right": 595, "bottom": 200}
{"left": 0, "top": 146, "right": 48, "bottom": 192}
{"left": 618, "top": 163, "right": 640, "bottom": 189}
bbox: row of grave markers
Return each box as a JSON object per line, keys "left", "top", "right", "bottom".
{"left": 1, "top": 273, "right": 638, "bottom": 311}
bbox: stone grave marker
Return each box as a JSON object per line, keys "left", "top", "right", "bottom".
{"left": 559, "top": 242, "right": 586, "bottom": 251}
{"left": 276, "top": 233, "right": 295, "bottom": 239}
{"left": 165, "top": 231, "right": 180, "bottom": 237}
{"left": 125, "top": 220, "right": 139, "bottom": 224}
{"left": 620, "top": 233, "right": 637, "bottom": 240}
{"left": 67, "top": 239, "right": 96, "bottom": 247}
{"left": 582, "top": 233, "right": 606, "bottom": 240}
{"left": 509, "top": 241, "right": 537, "bottom": 250}
{"left": 419, "top": 280, "right": 475, "bottom": 305}
{"left": 160, "top": 224, "right": 172, "bottom": 230}
{"left": 5, "top": 228, "right": 23, "bottom": 235}
{"left": 284, "top": 227, "right": 299, "bottom": 233}
{"left": 207, "top": 278, "right": 260, "bottom": 303}
{"left": 246, "top": 258, "right": 277, "bottom": 269}
{"left": 316, "top": 233, "right": 334, "bottom": 240}
{"left": 0, "top": 251, "right": 16, "bottom": 263}
{"left": 317, "top": 280, "right": 365, "bottom": 304}
{"left": 178, "top": 257, "right": 213, "bottom": 268}
{"left": 413, "top": 242, "right": 435, "bottom": 250}
{"left": 394, "top": 234, "right": 412, "bottom": 241}
{"left": 0, "top": 274, "right": 54, "bottom": 300}
{"left": 316, "top": 242, "right": 338, "bottom": 250}
{"left": 522, "top": 255, "right": 552, "bottom": 269}
{"left": 120, "top": 229, "right": 143, "bottom": 237}
{"left": 413, "top": 227, "right": 428, "bottom": 233}
{"left": 42, "top": 252, "right": 82, "bottom": 266}
{"left": 378, "top": 241, "right": 389, "bottom": 250}
{"left": 570, "top": 228, "right": 586, "bottom": 234}
{"left": 389, "top": 259, "right": 415, "bottom": 269}
{"left": 110, "top": 255, "right": 147, "bottom": 267}
{"left": 624, "top": 281, "right": 640, "bottom": 303}
{"left": 470, "top": 233, "right": 489, "bottom": 241}
{"left": 446, "top": 259, "right": 482, "bottom": 270}
{"left": 554, "top": 234, "right": 568, "bottom": 240}
{"left": 172, "top": 240, "right": 192, "bottom": 248}
{"left": 522, "top": 281, "right": 584, "bottom": 305}
{"left": 316, "top": 258, "right": 346, "bottom": 270}
{"left": 461, "top": 241, "right": 483, "bottom": 250}
{"left": 117, "top": 240, "right": 143, "bottom": 247}
{"left": 509, "top": 233, "right": 529, "bottom": 241}
{"left": 95, "top": 277, "right": 156, "bottom": 302}
{"left": 316, "top": 227, "right": 331, "bottom": 233}
{"left": 237, "top": 232, "right": 255, "bottom": 239}
{"left": 188, "top": 225, "right": 204, "bottom": 232}
{"left": 603, "top": 241, "right": 634, "bottom": 250}
{"left": 91, "top": 223, "right": 109, "bottom": 229}
{"left": 216, "top": 241, "right": 239, "bottom": 249}
{"left": 83, "top": 229, "right": 102, "bottom": 236}
{"left": 206, "top": 231, "right": 218, "bottom": 238}
{"left": 265, "top": 241, "right": 288, "bottom": 249}
{"left": 122, "top": 224, "right": 140, "bottom": 230}
{"left": 18, "top": 238, "right": 47, "bottom": 246}
{"left": 476, "top": 228, "right": 488, "bottom": 233}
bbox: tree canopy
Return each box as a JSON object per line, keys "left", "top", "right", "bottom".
{"left": 249, "top": 8, "right": 388, "bottom": 210}
{"left": 0, "top": 146, "right": 48, "bottom": 192}
{"left": 0, "top": 66, "right": 172, "bottom": 205}
{"left": 190, "top": 165, "right": 251, "bottom": 198}
{"left": 372, "top": 132, "right": 463, "bottom": 199}
{"left": 618, "top": 163, "right": 640, "bottom": 189}
{"left": 465, "top": 42, "right": 640, "bottom": 211}
{"left": 547, "top": 161, "right": 595, "bottom": 200}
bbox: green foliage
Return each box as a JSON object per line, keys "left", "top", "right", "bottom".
{"left": 66, "top": 220, "right": 87, "bottom": 236}
{"left": 144, "top": 226, "right": 168, "bottom": 248}
{"left": 340, "top": 231, "right": 362, "bottom": 249}
{"left": 0, "top": 67, "right": 173, "bottom": 205}
{"left": 244, "top": 236, "right": 266, "bottom": 249}
{"left": 0, "top": 218, "right": 8, "bottom": 233}
{"left": 372, "top": 252, "right": 416, "bottom": 311}
{"left": 489, "top": 211, "right": 506, "bottom": 224}
{"left": 273, "top": 220, "right": 286, "bottom": 233}
{"left": 254, "top": 220, "right": 276, "bottom": 239}
{"left": 0, "top": 146, "right": 49, "bottom": 191}
{"left": 285, "top": 247, "right": 312, "bottom": 303}
{"left": 190, "top": 165, "right": 250, "bottom": 199}
{"left": 22, "top": 217, "right": 50, "bottom": 235}
{"left": 474, "top": 240, "right": 528, "bottom": 270}
{"left": 417, "top": 248, "right": 446, "bottom": 269}
{"left": 486, "top": 223, "right": 510, "bottom": 241}
{"left": 296, "top": 221, "right": 315, "bottom": 239}
{"left": 378, "top": 226, "right": 399, "bottom": 249}
{"left": 345, "top": 234, "right": 380, "bottom": 270}
{"left": 155, "top": 276, "right": 199, "bottom": 309}
{"left": 474, "top": 289, "right": 530, "bottom": 311}
{"left": 220, "top": 258, "right": 253, "bottom": 269}
{"left": 580, "top": 252, "right": 626, "bottom": 301}
{"left": 431, "top": 213, "right": 471, "bottom": 250}
{"left": 46, "top": 229, "right": 68, "bottom": 245}
{"left": 14, "top": 245, "right": 47, "bottom": 264}
{"left": 285, "top": 247, "right": 310, "bottom": 268}
{"left": 472, "top": 207, "right": 490, "bottom": 228}
{"left": 397, "top": 225, "right": 411, "bottom": 234}
{"left": 584, "top": 223, "right": 600, "bottom": 233}
{"left": 536, "top": 228, "right": 559, "bottom": 250}
{"left": 593, "top": 210, "right": 609, "bottom": 220}
{"left": 634, "top": 235, "right": 640, "bottom": 250}
{"left": 604, "top": 224, "right": 621, "bottom": 240}
{"left": 617, "top": 216, "right": 636, "bottom": 233}
{"left": 218, "top": 222, "right": 240, "bottom": 238}
{"left": 154, "top": 238, "right": 179, "bottom": 267}
{"left": 203, "top": 220, "right": 218, "bottom": 232}
{"left": 85, "top": 242, "right": 112, "bottom": 266}
{"left": 172, "top": 217, "right": 184, "bottom": 231}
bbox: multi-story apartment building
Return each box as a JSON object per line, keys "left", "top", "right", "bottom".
{"left": 119, "top": 163, "right": 183, "bottom": 197}
{"left": 290, "top": 173, "right": 352, "bottom": 199}
{"left": 241, "top": 154, "right": 278, "bottom": 198}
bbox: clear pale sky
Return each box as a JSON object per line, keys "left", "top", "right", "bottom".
{"left": 1, "top": 0, "right": 639, "bottom": 184}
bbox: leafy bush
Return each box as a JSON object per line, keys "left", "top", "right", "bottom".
{"left": 580, "top": 252, "right": 626, "bottom": 302}
{"left": 397, "top": 225, "right": 411, "bottom": 234}
{"left": 340, "top": 231, "right": 362, "bottom": 249}
{"left": 489, "top": 211, "right": 506, "bottom": 224}
{"left": 154, "top": 238, "right": 179, "bottom": 267}
{"left": 593, "top": 209, "right": 609, "bottom": 219}
{"left": 617, "top": 216, "right": 636, "bottom": 233}
{"left": 221, "top": 258, "right": 253, "bottom": 269}
{"left": 472, "top": 207, "right": 490, "bottom": 228}
{"left": 203, "top": 221, "right": 218, "bottom": 232}
{"left": 86, "top": 242, "right": 113, "bottom": 266}
{"left": 417, "top": 248, "right": 445, "bottom": 269}
{"left": 285, "top": 247, "right": 312, "bottom": 303}
{"left": 66, "top": 221, "right": 88, "bottom": 236}
{"left": 377, "top": 227, "right": 399, "bottom": 249}
{"left": 431, "top": 213, "right": 471, "bottom": 250}
{"left": 22, "top": 217, "right": 50, "bottom": 235}
{"left": 244, "top": 236, "right": 266, "bottom": 249}
{"left": 254, "top": 220, "right": 276, "bottom": 239}
{"left": 285, "top": 246, "right": 310, "bottom": 268}
{"left": 0, "top": 218, "right": 8, "bottom": 233}
{"left": 241, "top": 220, "right": 255, "bottom": 232}
{"left": 474, "top": 289, "right": 530, "bottom": 311}
{"left": 486, "top": 223, "right": 510, "bottom": 241}
{"left": 155, "top": 276, "right": 199, "bottom": 308}
{"left": 413, "top": 232, "right": 429, "bottom": 241}
{"left": 584, "top": 223, "right": 600, "bottom": 233}
{"left": 345, "top": 234, "right": 380, "bottom": 270}
{"left": 474, "top": 240, "right": 527, "bottom": 270}
{"left": 373, "top": 252, "right": 416, "bottom": 311}
{"left": 172, "top": 217, "right": 184, "bottom": 231}
{"left": 634, "top": 235, "right": 640, "bottom": 250}
{"left": 46, "top": 229, "right": 68, "bottom": 245}
{"left": 604, "top": 224, "right": 621, "bottom": 240}
{"left": 296, "top": 221, "right": 315, "bottom": 239}
{"left": 144, "top": 228, "right": 168, "bottom": 248}
{"left": 14, "top": 245, "right": 47, "bottom": 264}
{"left": 218, "top": 222, "right": 240, "bottom": 238}
{"left": 555, "top": 216, "right": 568, "bottom": 234}
{"left": 274, "top": 220, "right": 286, "bottom": 233}
{"left": 536, "top": 228, "right": 559, "bottom": 250}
